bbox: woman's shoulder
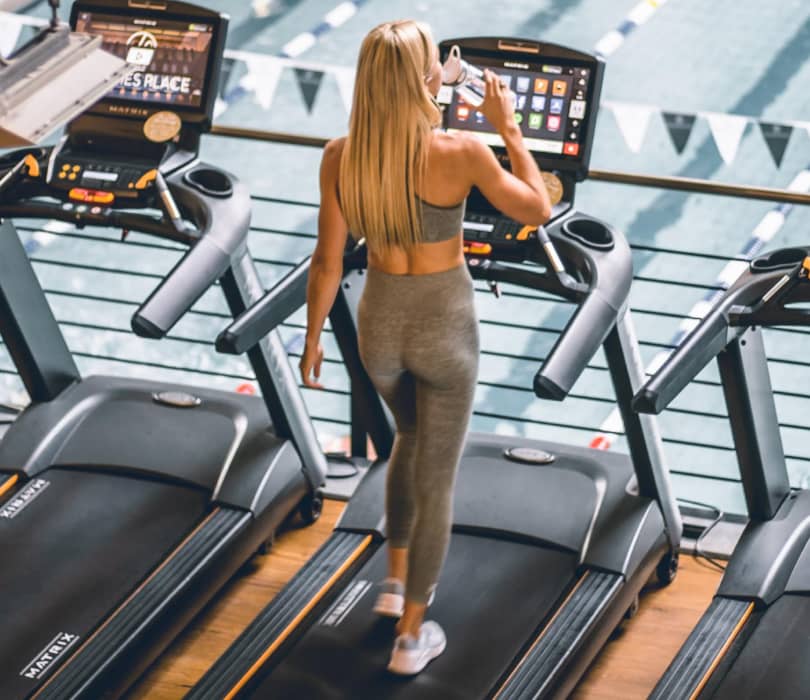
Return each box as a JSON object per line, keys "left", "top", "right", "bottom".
{"left": 431, "top": 130, "right": 488, "bottom": 163}
{"left": 323, "top": 136, "right": 347, "bottom": 165}
{"left": 320, "top": 137, "right": 347, "bottom": 183}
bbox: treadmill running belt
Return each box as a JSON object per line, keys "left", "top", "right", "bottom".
{"left": 0, "top": 468, "right": 209, "bottom": 699}
{"left": 247, "top": 533, "right": 577, "bottom": 699}
{"left": 706, "top": 595, "right": 810, "bottom": 700}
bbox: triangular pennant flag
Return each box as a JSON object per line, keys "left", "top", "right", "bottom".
{"left": 334, "top": 67, "right": 356, "bottom": 113}
{"left": 661, "top": 111, "right": 696, "bottom": 154}
{"left": 610, "top": 103, "right": 654, "bottom": 153}
{"left": 706, "top": 113, "right": 748, "bottom": 165}
{"left": 0, "top": 15, "right": 22, "bottom": 57}
{"left": 240, "top": 55, "right": 284, "bottom": 111}
{"left": 293, "top": 68, "right": 325, "bottom": 113}
{"left": 759, "top": 122, "right": 793, "bottom": 168}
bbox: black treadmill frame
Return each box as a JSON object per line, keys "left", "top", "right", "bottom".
{"left": 189, "top": 208, "right": 682, "bottom": 700}
{"left": 642, "top": 250, "right": 810, "bottom": 699}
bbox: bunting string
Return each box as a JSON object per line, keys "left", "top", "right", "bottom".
{"left": 602, "top": 99, "right": 808, "bottom": 167}
{"left": 0, "top": 10, "right": 807, "bottom": 167}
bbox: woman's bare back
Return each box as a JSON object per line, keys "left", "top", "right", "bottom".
{"left": 363, "top": 131, "right": 472, "bottom": 275}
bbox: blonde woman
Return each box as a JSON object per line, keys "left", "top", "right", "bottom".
{"left": 300, "top": 20, "right": 551, "bottom": 675}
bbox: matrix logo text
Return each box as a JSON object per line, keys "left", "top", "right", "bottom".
{"left": 0, "top": 478, "right": 49, "bottom": 520}
{"left": 20, "top": 632, "right": 80, "bottom": 680}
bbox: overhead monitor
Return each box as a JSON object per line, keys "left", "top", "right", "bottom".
{"left": 70, "top": 0, "right": 226, "bottom": 127}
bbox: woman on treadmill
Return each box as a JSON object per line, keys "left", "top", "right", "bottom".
{"left": 300, "top": 20, "right": 551, "bottom": 675}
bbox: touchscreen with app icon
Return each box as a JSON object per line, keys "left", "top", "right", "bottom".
{"left": 439, "top": 53, "right": 595, "bottom": 162}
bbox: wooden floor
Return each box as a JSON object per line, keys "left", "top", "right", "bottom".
{"left": 128, "top": 500, "right": 722, "bottom": 699}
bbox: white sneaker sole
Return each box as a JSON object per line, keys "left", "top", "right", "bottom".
{"left": 373, "top": 593, "right": 404, "bottom": 618}
{"left": 387, "top": 637, "right": 446, "bottom": 675}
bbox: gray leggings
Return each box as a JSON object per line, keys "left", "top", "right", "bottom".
{"left": 357, "top": 264, "right": 480, "bottom": 604}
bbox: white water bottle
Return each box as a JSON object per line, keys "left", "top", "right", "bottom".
{"left": 441, "top": 45, "right": 489, "bottom": 107}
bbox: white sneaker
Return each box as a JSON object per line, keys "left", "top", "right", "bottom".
{"left": 373, "top": 578, "right": 405, "bottom": 618}
{"left": 387, "top": 621, "right": 446, "bottom": 675}
{"left": 373, "top": 579, "right": 436, "bottom": 618}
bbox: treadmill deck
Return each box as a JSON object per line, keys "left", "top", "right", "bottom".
{"left": 245, "top": 533, "right": 578, "bottom": 699}
{"left": 0, "top": 468, "right": 210, "bottom": 698}
{"left": 704, "top": 595, "right": 810, "bottom": 700}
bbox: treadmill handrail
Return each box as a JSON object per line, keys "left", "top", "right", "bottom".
{"left": 217, "top": 257, "right": 312, "bottom": 355}
{"left": 218, "top": 214, "right": 634, "bottom": 406}
{"left": 0, "top": 152, "right": 252, "bottom": 341}
{"left": 131, "top": 165, "right": 252, "bottom": 338}
{"left": 216, "top": 241, "right": 368, "bottom": 354}
{"left": 632, "top": 257, "right": 806, "bottom": 415}
{"left": 529, "top": 215, "right": 633, "bottom": 401}
{"left": 0, "top": 200, "right": 197, "bottom": 244}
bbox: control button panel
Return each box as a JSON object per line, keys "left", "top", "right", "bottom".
{"left": 50, "top": 156, "right": 155, "bottom": 199}
{"left": 68, "top": 188, "right": 115, "bottom": 204}
{"left": 463, "top": 213, "right": 538, "bottom": 261}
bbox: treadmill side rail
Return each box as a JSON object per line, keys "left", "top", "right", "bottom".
{"left": 495, "top": 571, "right": 622, "bottom": 700}
{"left": 649, "top": 597, "right": 755, "bottom": 700}
{"left": 0, "top": 473, "right": 18, "bottom": 500}
{"left": 187, "top": 531, "right": 375, "bottom": 700}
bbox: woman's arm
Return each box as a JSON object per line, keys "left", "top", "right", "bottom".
{"left": 466, "top": 70, "right": 552, "bottom": 226}
{"left": 300, "top": 138, "right": 349, "bottom": 388}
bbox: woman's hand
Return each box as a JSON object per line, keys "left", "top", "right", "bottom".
{"left": 299, "top": 340, "right": 325, "bottom": 389}
{"left": 479, "top": 69, "right": 517, "bottom": 136}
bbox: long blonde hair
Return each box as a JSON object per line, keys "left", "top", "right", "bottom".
{"left": 339, "top": 20, "right": 442, "bottom": 250}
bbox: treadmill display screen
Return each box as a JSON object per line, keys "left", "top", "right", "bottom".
{"left": 74, "top": 11, "right": 215, "bottom": 109}
{"left": 440, "top": 52, "right": 596, "bottom": 163}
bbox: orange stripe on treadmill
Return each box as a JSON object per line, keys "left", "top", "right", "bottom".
{"left": 32, "top": 508, "right": 222, "bottom": 699}
{"left": 688, "top": 601, "right": 755, "bottom": 700}
{"left": 0, "top": 474, "right": 19, "bottom": 499}
{"left": 493, "top": 572, "right": 590, "bottom": 698}
{"left": 224, "top": 534, "right": 374, "bottom": 700}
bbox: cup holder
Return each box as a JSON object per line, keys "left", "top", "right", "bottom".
{"left": 750, "top": 247, "right": 807, "bottom": 273}
{"left": 183, "top": 167, "right": 233, "bottom": 198}
{"left": 561, "top": 217, "right": 615, "bottom": 251}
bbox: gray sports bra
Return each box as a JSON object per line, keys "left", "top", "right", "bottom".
{"left": 418, "top": 196, "right": 466, "bottom": 243}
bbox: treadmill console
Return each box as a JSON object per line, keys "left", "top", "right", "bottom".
{"left": 0, "top": 0, "right": 234, "bottom": 277}
{"left": 39, "top": 0, "right": 227, "bottom": 206}
{"left": 438, "top": 37, "right": 604, "bottom": 262}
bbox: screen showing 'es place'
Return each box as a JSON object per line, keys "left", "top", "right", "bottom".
{"left": 440, "top": 54, "right": 594, "bottom": 161}
{"left": 74, "top": 12, "right": 215, "bottom": 108}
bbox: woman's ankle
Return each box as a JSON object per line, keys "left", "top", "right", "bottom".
{"left": 396, "top": 600, "right": 427, "bottom": 638}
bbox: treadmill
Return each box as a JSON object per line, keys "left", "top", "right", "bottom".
{"left": 188, "top": 38, "right": 682, "bottom": 700}
{"left": 635, "top": 248, "right": 810, "bottom": 699}
{"left": 0, "top": 2, "right": 327, "bottom": 698}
